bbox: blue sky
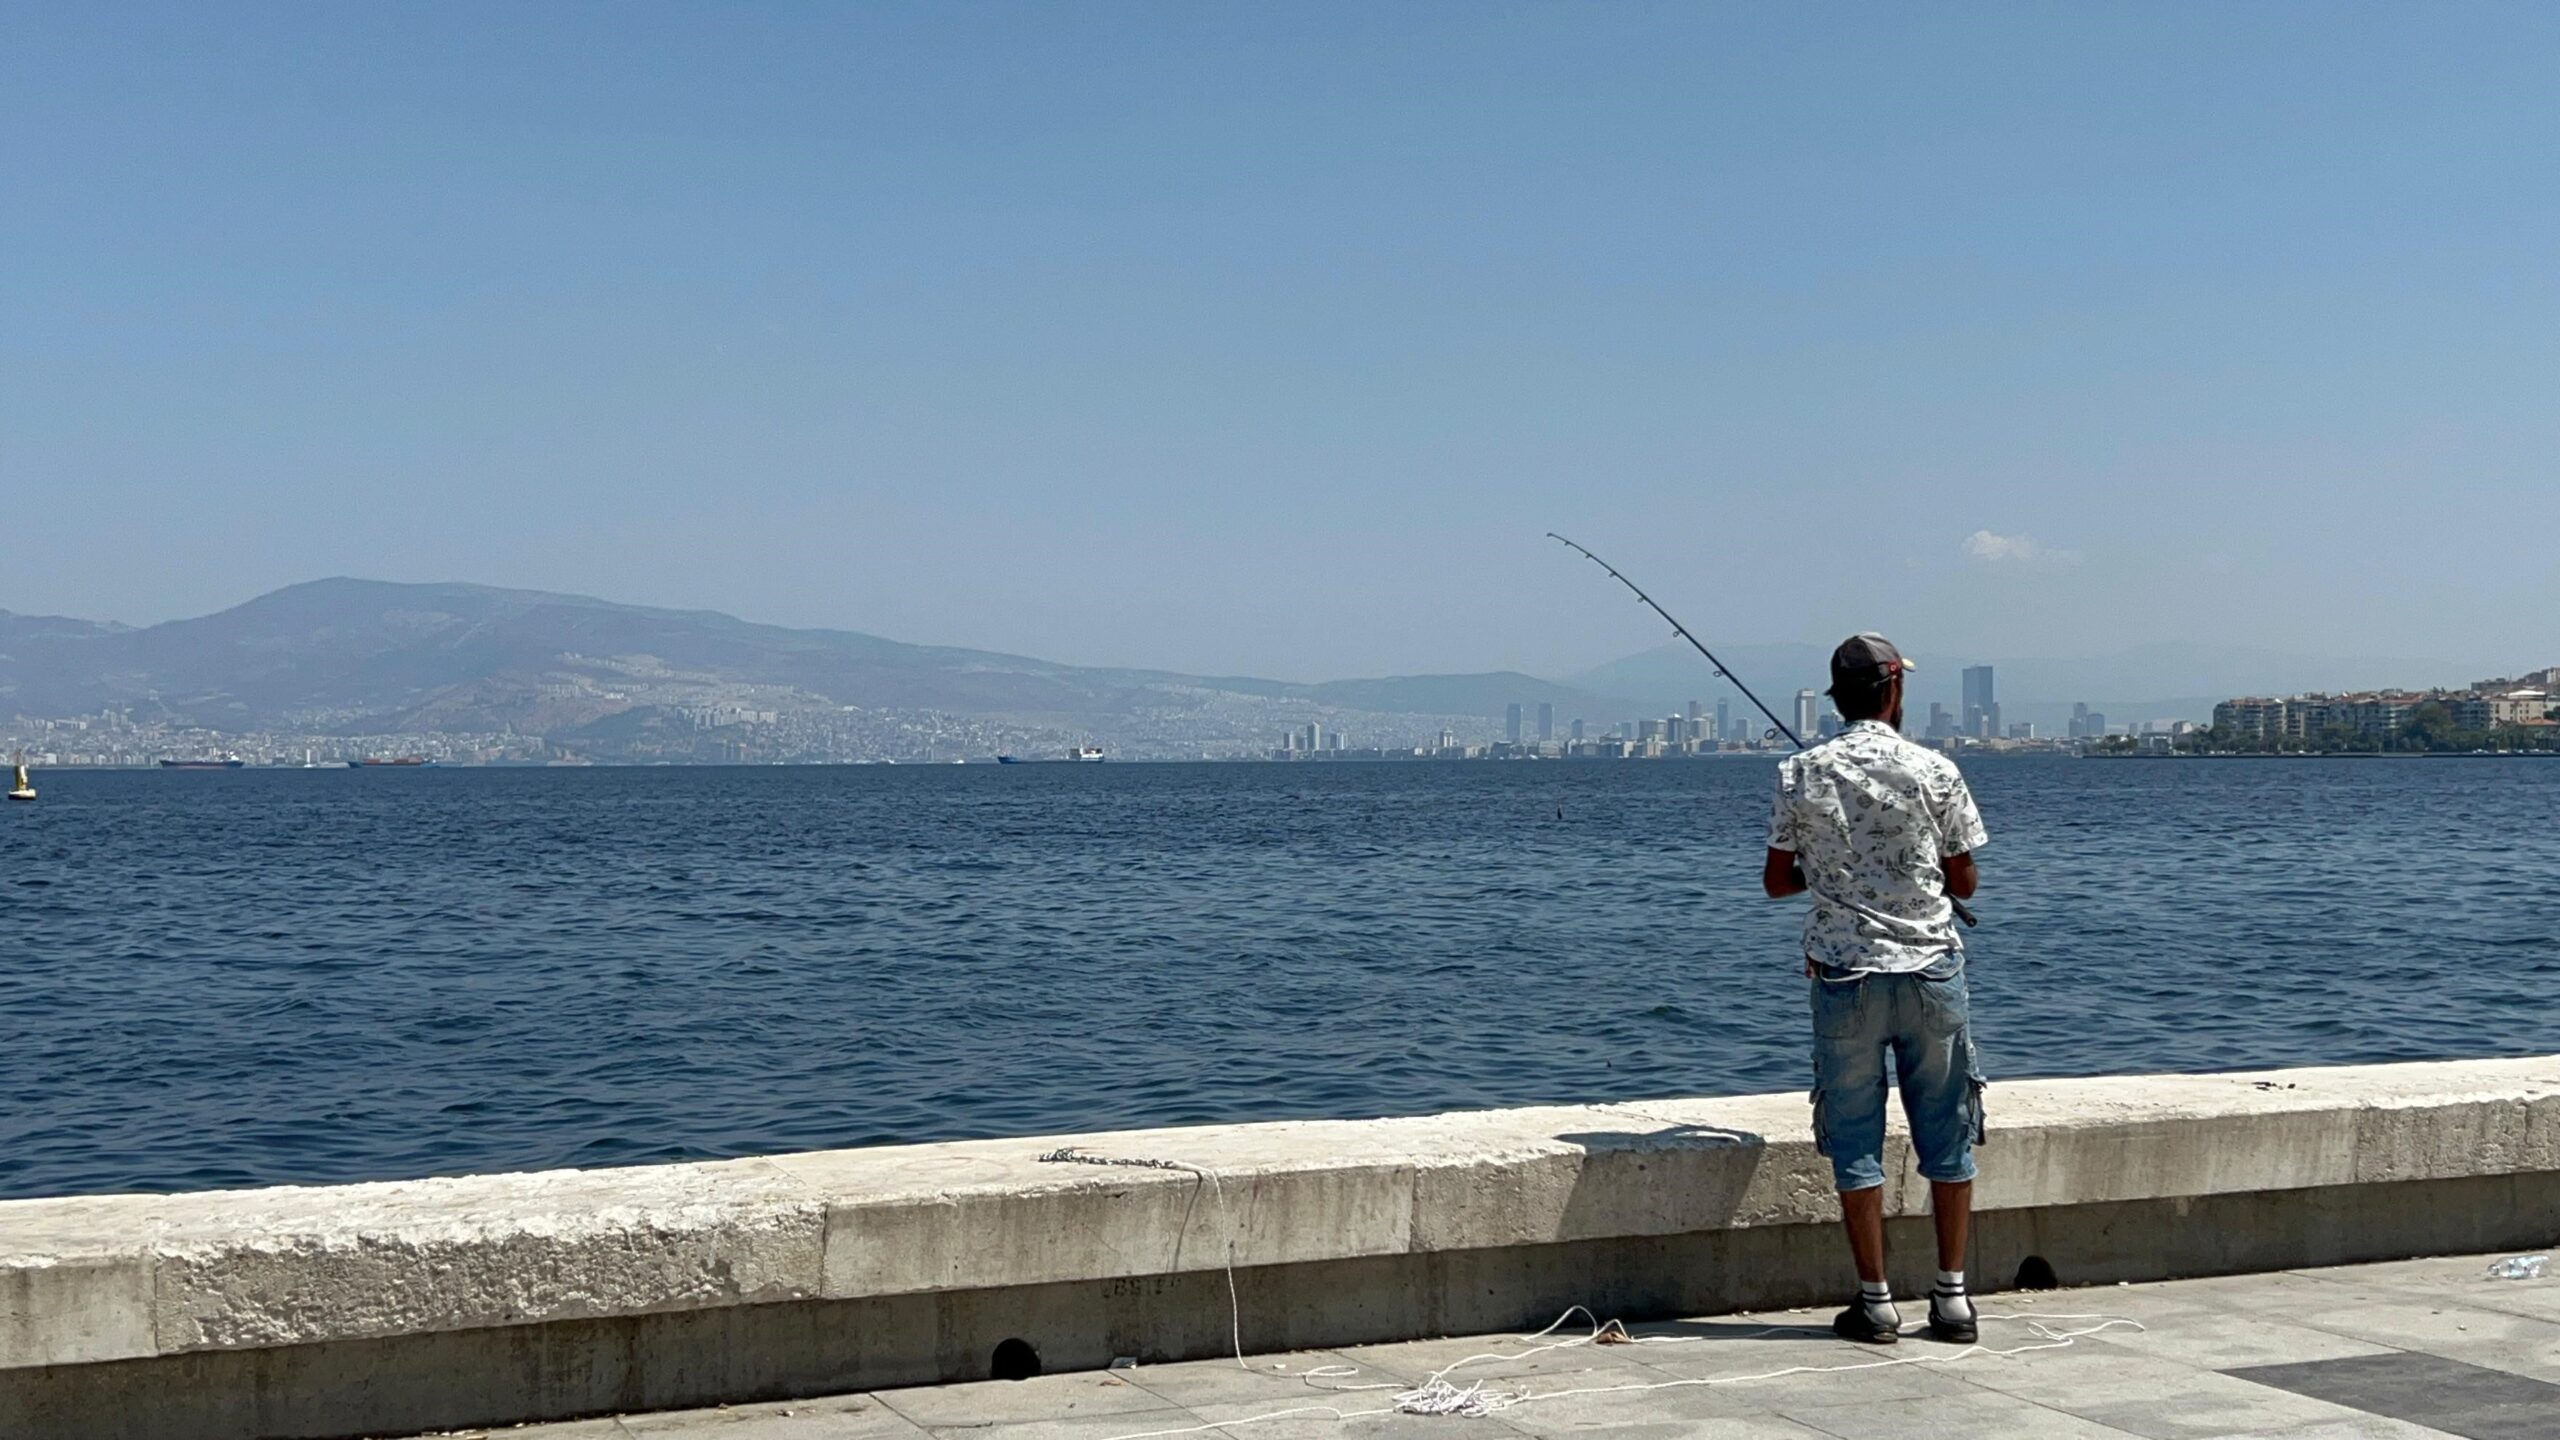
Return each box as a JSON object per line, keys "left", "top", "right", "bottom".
{"left": 5, "top": 3, "right": 2554, "bottom": 681}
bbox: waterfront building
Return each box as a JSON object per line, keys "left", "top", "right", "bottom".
{"left": 1715, "top": 700, "right": 1731, "bottom": 741}
{"left": 1962, "top": 665, "right": 1999, "bottom": 739}
{"left": 1537, "top": 702, "right": 1553, "bottom": 741}
{"left": 1505, "top": 704, "right": 1523, "bottom": 744}
{"left": 2212, "top": 698, "right": 2288, "bottom": 741}
{"left": 1793, "top": 689, "right": 1818, "bottom": 741}
{"left": 1638, "top": 719, "right": 1664, "bottom": 742}
{"left": 1303, "top": 721, "right": 1324, "bottom": 753}
{"left": 1570, "top": 718, "right": 1585, "bottom": 742}
{"left": 2483, "top": 689, "right": 2554, "bottom": 725}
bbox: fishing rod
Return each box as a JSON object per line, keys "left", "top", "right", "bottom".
{"left": 1546, "top": 532, "right": 1804, "bottom": 747}
{"left": 1545, "top": 532, "right": 1978, "bottom": 927}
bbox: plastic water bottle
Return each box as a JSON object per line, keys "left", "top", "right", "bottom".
{"left": 2485, "top": 1255, "right": 2547, "bottom": 1280}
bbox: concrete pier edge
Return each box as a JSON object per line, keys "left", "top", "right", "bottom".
{"left": 2, "top": 1055, "right": 2554, "bottom": 1439}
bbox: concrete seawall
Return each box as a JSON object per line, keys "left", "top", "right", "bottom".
{"left": 4, "top": 1056, "right": 2555, "bottom": 1439}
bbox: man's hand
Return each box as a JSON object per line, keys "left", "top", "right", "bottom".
{"left": 1763, "top": 847, "right": 1807, "bottom": 899}
{"left": 1943, "top": 851, "right": 1978, "bottom": 901}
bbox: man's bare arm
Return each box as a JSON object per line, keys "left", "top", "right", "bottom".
{"left": 1763, "top": 846, "right": 1807, "bottom": 899}
{"left": 1943, "top": 851, "right": 1977, "bottom": 900}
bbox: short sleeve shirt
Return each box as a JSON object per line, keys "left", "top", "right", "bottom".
{"left": 1767, "top": 720, "right": 1988, "bottom": 974}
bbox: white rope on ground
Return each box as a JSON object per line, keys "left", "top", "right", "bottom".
{"left": 1100, "top": 1310, "right": 2148, "bottom": 1440}
{"left": 1038, "top": 1148, "right": 2148, "bottom": 1440}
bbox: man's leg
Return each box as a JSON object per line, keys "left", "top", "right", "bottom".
{"left": 1931, "top": 1178, "right": 1971, "bottom": 1275}
{"left": 1811, "top": 975, "right": 1896, "bottom": 1341}
{"left": 1841, "top": 1183, "right": 1889, "bottom": 1283}
{"left": 1892, "top": 968, "right": 1984, "bottom": 1343}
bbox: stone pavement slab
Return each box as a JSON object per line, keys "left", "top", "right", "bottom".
{"left": 618, "top": 1395, "right": 932, "bottom": 1437}
{"left": 2231, "top": 1352, "right": 2560, "bottom": 1440}
{"left": 1115, "top": 1352, "right": 1378, "bottom": 1412}
{"left": 871, "top": 1371, "right": 1175, "bottom": 1429}
{"left": 402, "top": 1254, "right": 2560, "bottom": 1440}
{"left": 2220, "top": 1420, "right": 2465, "bottom": 1440}
{"left": 1776, "top": 1388, "right": 2149, "bottom": 1439}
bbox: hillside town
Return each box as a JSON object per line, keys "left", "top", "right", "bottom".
{"left": 2207, "top": 669, "right": 2560, "bottom": 748}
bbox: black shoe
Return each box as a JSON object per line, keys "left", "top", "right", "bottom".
{"left": 1832, "top": 1301, "right": 1901, "bottom": 1345}
{"left": 1926, "top": 1290, "right": 1977, "bottom": 1344}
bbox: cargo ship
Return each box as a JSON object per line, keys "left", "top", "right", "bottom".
{"left": 159, "top": 756, "right": 246, "bottom": 769}
{"left": 996, "top": 747, "right": 1106, "bottom": 764}
{"left": 347, "top": 757, "right": 435, "bottom": 768}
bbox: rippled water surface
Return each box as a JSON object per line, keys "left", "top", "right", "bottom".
{"left": 4, "top": 758, "right": 2555, "bottom": 1199}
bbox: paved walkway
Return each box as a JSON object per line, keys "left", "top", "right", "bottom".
{"left": 449, "top": 1252, "right": 2558, "bottom": 1440}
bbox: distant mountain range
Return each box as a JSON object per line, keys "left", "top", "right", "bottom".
{"left": 1, "top": 578, "right": 2513, "bottom": 742}
{"left": 0, "top": 579, "right": 1633, "bottom": 737}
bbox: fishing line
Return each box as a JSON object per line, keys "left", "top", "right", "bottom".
{"left": 1545, "top": 531, "right": 1978, "bottom": 928}
{"left": 1042, "top": 1149, "right": 2144, "bottom": 1439}
{"left": 1041, "top": 544, "right": 2048, "bottom": 1430}
{"left": 1041, "top": 1147, "right": 1248, "bottom": 1370}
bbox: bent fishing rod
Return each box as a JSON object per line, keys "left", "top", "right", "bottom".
{"left": 1545, "top": 532, "right": 1978, "bottom": 927}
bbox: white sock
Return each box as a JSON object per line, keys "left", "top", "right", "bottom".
{"left": 1933, "top": 1269, "right": 1974, "bottom": 1323}
{"left": 1858, "top": 1280, "right": 1899, "bottom": 1326}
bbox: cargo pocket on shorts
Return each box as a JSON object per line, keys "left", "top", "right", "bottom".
{"left": 1809, "top": 1087, "right": 1833, "bottom": 1157}
{"left": 1965, "top": 1036, "right": 1988, "bottom": 1145}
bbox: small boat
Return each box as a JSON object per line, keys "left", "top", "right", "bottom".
{"left": 6, "top": 752, "right": 32, "bottom": 802}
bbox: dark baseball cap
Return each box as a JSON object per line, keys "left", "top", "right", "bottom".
{"left": 1827, "top": 632, "right": 1913, "bottom": 694}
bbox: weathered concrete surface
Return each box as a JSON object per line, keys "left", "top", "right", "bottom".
{"left": 0, "top": 1055, "right": 2553, "bottom": 1439}
{"left": 389, "top": 1251, "right": 2560, "bottom": 1440}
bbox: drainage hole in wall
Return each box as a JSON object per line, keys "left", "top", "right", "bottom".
{"left": 992, "top": 1337, "right": 1043, "bottom": 1382}
{"left": 2014, "top": 1255, "right": 2060, "bottom": 1290}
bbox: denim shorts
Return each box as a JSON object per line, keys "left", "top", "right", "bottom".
{"left": 1809, "top": 958, "right": 1986, "bottom": 1192}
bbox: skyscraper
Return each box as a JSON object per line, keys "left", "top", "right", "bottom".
{"left": 1715, "top": 699, "right": 1731, "bottom": 741}
{"left": 1570, "top": 718, "right": 1585, "bottom": 742}
{"left": 1505, "top": 703, "right": 1523, "bottom": 744}
{"left": 1794, "top": 689, "right": 1819, "bottom": 741}
{"left": 1537, "top": 702, "right": 1554, "bottom": 741}
{"left": 1962, "top": 666, "right": 1998, "bottom": 738}
{"left": 1303, "top": 721, "right": 1323, "bottom": 753}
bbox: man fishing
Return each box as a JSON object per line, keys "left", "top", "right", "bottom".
{"left": 1762, "top": 633, "right": 1987, "bottom": 1345}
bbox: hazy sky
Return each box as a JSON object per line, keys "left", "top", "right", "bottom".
{"left": 6, "top": 3, "right": 2555, "bottom": 681}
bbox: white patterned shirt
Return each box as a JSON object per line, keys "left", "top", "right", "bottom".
{"left": 1767, "top": 720, "right": 1988, "bottom": 974}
